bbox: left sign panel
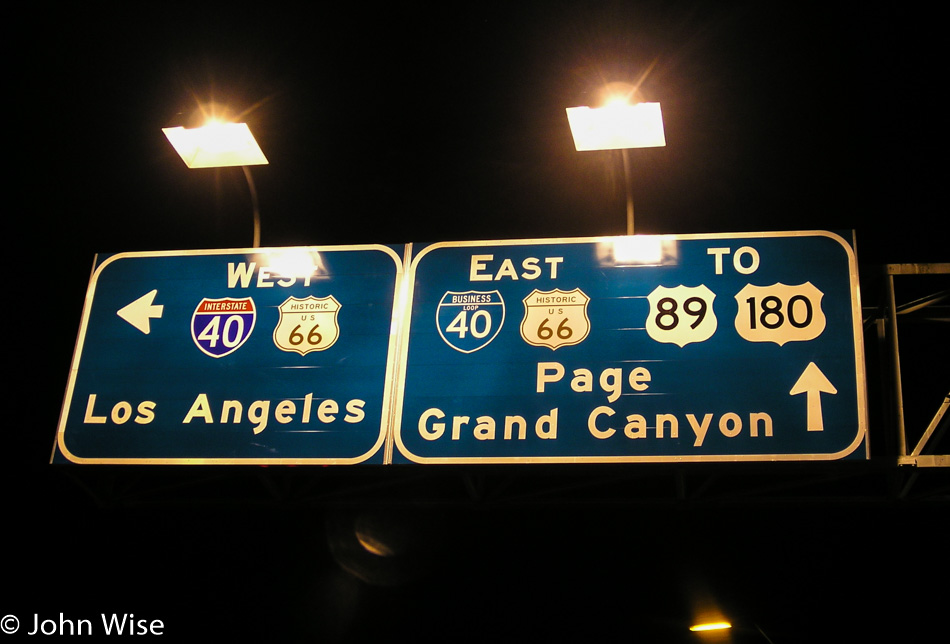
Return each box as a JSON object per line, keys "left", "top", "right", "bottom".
{"left": 54, "top": 246, "right": 404, "bottom": 464}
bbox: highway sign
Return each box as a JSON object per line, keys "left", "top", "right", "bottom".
{"left": 54, "top": 246, "right": 403, "bottom": 464}
{"left": 392, "top": 232, "right": 867, "bottom": 463}
{"left": 56, "top": 231, "right": 868, "bottom": 465}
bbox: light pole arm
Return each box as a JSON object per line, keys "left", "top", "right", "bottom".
{"left": 621, "top": 148, "right": 634, "bottom": 235}
{"left": 242, "top": 165, "right": 261, "bottom": 248}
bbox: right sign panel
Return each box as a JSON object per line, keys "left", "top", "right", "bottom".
{"left": 393, "top": 231, "right": 867, "bottom": 463}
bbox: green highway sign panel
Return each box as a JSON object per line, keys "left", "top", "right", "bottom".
{"left": 55, "top": 231, "right": 868, "bottom": 465}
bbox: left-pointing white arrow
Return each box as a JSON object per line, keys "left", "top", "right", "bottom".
{"left": 116, "top": 290, "right": 164, "bottom": 334}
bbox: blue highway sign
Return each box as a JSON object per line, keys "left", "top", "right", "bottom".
{"left": 54, "top": 246, "right": 403, "bottom": 464}
{"left": 392, "top": 232, "right": 868, "bottom": 463}
{"left": 56, "top": 231, "right": 868, "bottom": 465}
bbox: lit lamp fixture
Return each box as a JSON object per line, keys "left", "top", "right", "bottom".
{"left": 162, "top": 119, "right": 268, "bottom": 247}
{"left": 565, "top": 101, "right": 666, "bottom": 151}
{"left": 566, "top": 99, "right": 666, "bottom": 235}
{"left": 162, "top": 121, "right": 268, "bottom": 168}
{"left": 689, "top": 621, "right": 732, "bottom": 632}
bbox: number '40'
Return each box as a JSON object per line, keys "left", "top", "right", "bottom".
{"left": 197, "top": 315, "right": 246, "bottom": 348}
{"left": 446, "top": 310, "right": 493, "bottom": 339}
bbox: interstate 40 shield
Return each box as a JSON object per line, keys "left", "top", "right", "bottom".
{"left": 392, "top": 232, "right": 867, "bottom": 463}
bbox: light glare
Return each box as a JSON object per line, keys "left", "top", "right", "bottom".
{"left": 612, "top": 237, "right": 665, "bottom": 264}
{"left": 263, "top": 249, "right": 326, "bottom": 280}
{"left": 596, "top": 237, "right": 678, "bottom": 267}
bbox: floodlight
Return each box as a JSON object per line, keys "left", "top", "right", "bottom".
{"left": 163, "top": 121, "right": 268, "bottom": 168}
{"left": 565, "top": 102, "right": 666, "bottom": 151}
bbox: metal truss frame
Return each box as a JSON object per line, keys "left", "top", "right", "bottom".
{"left": 873, "top": 263, "right": 948, "bottom": 474}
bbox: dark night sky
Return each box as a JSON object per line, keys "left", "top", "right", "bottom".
{"left": 9, "top": 3, "right": 947, "bottom": 642}
{"left": 25, "top": 3, "right": 948, "bottom": 257}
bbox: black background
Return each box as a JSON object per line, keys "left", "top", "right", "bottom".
{"left": 9, "top": 3, "right": 947, "bottom": 642}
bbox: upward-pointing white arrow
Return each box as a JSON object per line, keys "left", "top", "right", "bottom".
{"left": 789, "top": 362, "right": 837, "bottom": 432}
{"left": 116, "top": 290, "right": 164, "bottom": 334}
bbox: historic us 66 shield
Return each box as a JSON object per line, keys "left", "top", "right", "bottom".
{"left": 436, "top": 290, "right": 505, "bottom": 353}
{"left": 520, "top": 288, "right": 591, "bottom": 350}
{"left": 273, "top": 295, "right": 341, "bottom": 355}
{"left": 191, "top": 297, "right": 256, "bottom": 358}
